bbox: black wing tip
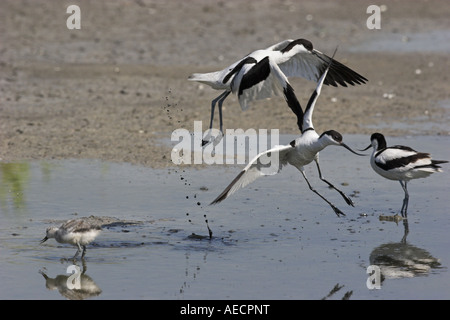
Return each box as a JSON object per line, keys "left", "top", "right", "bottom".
{"left": 432, "top": 160, "right": 449, "bottom": 166}
{"left": 210, "top": 170, "right": 246, "bottom": 205}
{"left": 323, "top": 79, "right": 340, "bottom": 87}
{"left": 326, "top": 71, "right": 368, "bottom": 87}
{"left": 325, "top": 57, "right": 368, "bottom": 87}
{"left": 210, "top": 192, "right": 228, "bottom": 205}
{"left": 210, "top": 188, "right": 230, "bottom": 205}
{"left": 283, "top": 83, "right": 304, "bottom": 132}
{"left": 324, "top": 75, "right": 368, "bottom": 87}
{"left": 210, "top": 197, "right": 224, "bottom": 206}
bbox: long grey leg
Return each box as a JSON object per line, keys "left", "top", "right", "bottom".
{"left": 72, "top": 242, "right": 83, "bottom": 260}
{"left": 300, "top": 169, "right": 345, "bottom": 217}
{"left": 81, "top": 245, "right": 87, "bottom": 259}
{"left": 401, "top": 219, "right": 409, "bottom": 244}
{"left": 217, "top": 91, "right": 230, "bottom": 134}
{"left": 399, "top": 180, "right": 409, "bottom": 218}
{"left": 314, "top": 158, "right": 354, "bottom": 206}
{"left": 202, "top": 90, "right": 230, "bottom": 146}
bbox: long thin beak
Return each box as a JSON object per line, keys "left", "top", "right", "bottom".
{"left": 40, "top": 236, "right": 48, "bottom": 244}
{"left": 341, "top": 143, "right": 367, "bottom": 156}
{"left": 358, "top": 144, "right": 372, "bottom": 152}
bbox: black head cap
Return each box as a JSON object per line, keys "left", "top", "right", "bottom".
{"left": 281, "top": 39, "right": 313, "bottom": 53}
{"left": 321, "top": 130, "right": 343, "bottom": 143}
{"left": 370, "top": 132, "right": 387, "bottom": 150}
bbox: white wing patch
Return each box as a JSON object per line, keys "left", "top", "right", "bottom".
{"left": 376, "top": 148, "right": 417, "bottom": 165}
{"left": 278, "top": 50, "right": 323, "bottom": 81}
{"left": 211, "top": 145, "right": 292, "bottom": 204}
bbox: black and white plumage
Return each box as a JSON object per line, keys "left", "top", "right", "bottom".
{"left": 362, "top": 133, "right": 448, "bottom": 217}
{"left": 40, "top": 218, "right": 102, "bottom": 259}
{"left": 210, "top": 54, "right": 365, "bottom": 217}
{"left": 188, "top": 38, "right": 368, "bottom": 145}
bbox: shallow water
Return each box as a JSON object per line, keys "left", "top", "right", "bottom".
{"left": 349, "top": 30, "right": 450, "bottom": 53}
{"left": 0, "top": 135, "right": 449, "bottom": 300}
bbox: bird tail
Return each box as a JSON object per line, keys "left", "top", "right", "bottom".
{"left": 188, "top": 72, "right": 214, "bottom": 81}
{"left": 432, "top": 160, "right": 449, "bottom": 165}
{"left": 431, "top": 160, "right": 449, "bottom": 172}
{"left": 414, "top": 160, "right": 448, "bottom": 173}
{"left": 188, "top": 71, "right": 226, "bottom": 89}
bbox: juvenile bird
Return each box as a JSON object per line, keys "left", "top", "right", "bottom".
{"left": 40, "top": 218, "right": 101, "bottom": 259}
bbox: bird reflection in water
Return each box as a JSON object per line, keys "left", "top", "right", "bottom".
{"left": 38, "top": 260, "right": 102, "bottom": 300}
{"left": 369, "top": 219, "right": 442, "bottom": 284}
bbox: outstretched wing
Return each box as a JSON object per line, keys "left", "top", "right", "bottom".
{"left": 280, "top": 48, "right": 367, "bottom": 87}
{"left": 210, "top": 144, "right": 293, "bottom": 204}
{"left": 301, "top": 48, "right": 336, "bottom": 131}
{"left": 268, "top": 39, "right": 367, "bottom": 87}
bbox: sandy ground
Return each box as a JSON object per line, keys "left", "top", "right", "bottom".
{"left": 1, "top": 0, "right": 449, "bottom": 168}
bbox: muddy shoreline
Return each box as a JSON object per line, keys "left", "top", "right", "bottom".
{"left": 1, "top": 0, "right": 449, "bottom": 167}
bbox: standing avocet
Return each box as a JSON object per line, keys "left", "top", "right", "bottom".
{"left": 188, "top": 38, "right": 368, "bottom": 145}
{"left": 210, "top": 51, "right": 365, "bottom": 217}
{"left": 40, "top": 218, "right": 102, "bottom": 259}
{"left": 361, "top": 133, "right": 448, "bottom": 217}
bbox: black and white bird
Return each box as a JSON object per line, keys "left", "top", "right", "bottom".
{"left": 210, "top": 53, "right": 365, "bottom": 217}
{"left": 361, "top": 133, "right": 448, "bottom": 217}
{"left": 188, "top": 38, "right": 368, "bottom": 145}
{"left": 40, "top": 218, "right": 102, "bottom": 259}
